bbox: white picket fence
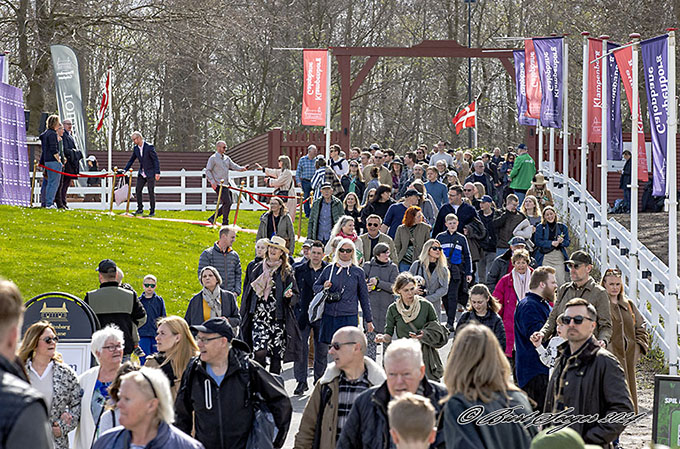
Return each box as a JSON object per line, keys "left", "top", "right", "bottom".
{"left": 32, "top": 169, "right": 299, "bottom": 211}
{"left": 547, "top": 168, "right": 679, "bottom": 370}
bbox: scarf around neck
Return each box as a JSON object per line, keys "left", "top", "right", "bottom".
{"left": 396, "top": 295, "right": 422, "bottom": 323}
{"left": 201, "top": 286, "right": 222, "bottom": 318}
{"left": 251, "top": 259, "right": 282, "bottom": 299}
{"left": 512, "top": 268, "right": 531, "bottom": 301}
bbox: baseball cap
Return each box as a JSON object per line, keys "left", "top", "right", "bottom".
{"left": 320, "top": 183, "right": 333, "bottom": 190}
{"left": 565, "top": 250, "right": 592, "bottom": 265}
{"left": 403, "top": 189, "right": 422, "bottom": 198}
{"left": 302, "top": 239, "right": 313, "bottom": 248}
{"left": 97, "top": 259, "right": 117, "bottom": 274}
{"left": 517, "top": 143, "right": 527, "bottom": 150}
{"left": 190, "top": 317, "right": 234, "bottom": 341}
{"left": 369, "top": 143, "right": 380, "bottom": 151}
{"left": 508, "top": 236, "right": 526, "bottom": 247}
{"left": 481, "top": 195, "right": 493, "bottom": 203}
{"left": 530, "top": 428, "right": 601, "bottom": 449}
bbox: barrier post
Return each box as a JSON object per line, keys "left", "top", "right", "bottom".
{"left": 233, "top": 181, "right": 245, "bottom": 226}
{"left": 108, "top": 167, "right": 117, "bottom": 215}
{"left": 297, "top": 192, "right": 304, "bottom": 240}
{"left": 30, "top": 159, "right": 38, "bottom": 207}
{"left": 213, "top": 179, "right": 224, "bottom": 228}
{"left": 123, "top": 169, "right": 134, "bottom": 215}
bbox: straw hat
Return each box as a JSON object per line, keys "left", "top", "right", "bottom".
{"left": 267, "top": 236, "right": 289, "bottom": 254}
{"left": 532, "top": 173, "right": 548, "bottom": 186}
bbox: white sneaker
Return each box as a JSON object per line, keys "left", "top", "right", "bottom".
{"left": 47, "top": 204, "right": 57, "bottom": 209}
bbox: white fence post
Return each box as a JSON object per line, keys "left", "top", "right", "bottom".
{"left": 201, "top": 169, "right": 207, "bottom": 212}
{"left": 180, "top": 169, "right": 186, "bottom": 209}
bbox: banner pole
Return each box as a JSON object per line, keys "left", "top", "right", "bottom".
{"left": 548, "top": 127, "right": 555, "bottom": 177}
{"left": 124, "top": 169, "right": 133, "bottom": 215}
{"left": 580, "top": 32, "right": 590, "bottom": 241}
{"left": 297, "top": 192, "right": 303, "bottom": 240}
{"left": 665, "top": 28, "right": 678, "bottom": 375}
{"left": 108, "top": 167, "right": 117, "bottom": 215}
{"left": 107, "top": 67, "right": 113, "bottom": 173}
{"left": 561, "top": 36, "right": 569, "bottom": 216}
{"left": 537, "top": 125, "right": 544, "bottom": 170}
{"left": 214, "top": 179, "right": 224, "bottom": 228}
{"left": 599, "top": 35, "right": 609, "bottom": 271}
{"left": 30, "top": 159, "right": 38, "bottom": 207}
{"left": 629, "top": 33, "right": 640, "bottom": 332}
{"left": 325, "top": 49, "right": 332, "bottom": 159}
{"left": 232, "top": 181, "right": 244, "bottom": 227}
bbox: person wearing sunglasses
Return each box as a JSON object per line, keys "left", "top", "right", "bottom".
{"left": 359, "top": 214, "right": 397, "bottom": 265}
{"left": 136, "top": 274, "right": 166, "bottom": 365}
{"left": 535, "top": 250, "right": 612, "bottom": 351}
{"left": 601, "top": 268, "right": 648, "bottom": 413}
{"left": 544, "top": 299, "right": 634, "bottom": 446}
{"left": 18, "top": 321, "right": 82, "bottom": 449}
{"left": 75, "top": 325, "right": 125, "bottom": 449}
{"left": 408, "top": 239, "right": 450, "bottom": 321}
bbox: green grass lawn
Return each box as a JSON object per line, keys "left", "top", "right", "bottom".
{"left": 0, "top": 207, "right": 308, "bottom": 316}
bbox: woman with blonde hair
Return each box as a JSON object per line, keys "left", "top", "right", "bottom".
{"left": 533, "top": 205, "right": 570, "bottom": 285}
{"left": 409, "top": 239, "right": 450, "bottom": 320}
{"left": 260, "top": 155, "right": 297, "bottom": 221}
{"left": 145, "top": 316, "right": 199, "bottom": 398}
{"left": 342, "top": 191, "right": 363, "bottom": 233}
{"left": 325, "top": 215, "right": 364, "bottom": 261}
{"left": 473, "top": 181, "right": 486, "bottom": 199}
{"left": 18, "top": 321, "right": 81, "bottom": 449}
{"left": 256, "top": 196, "right": 295, "bottom": 254}
{"left": 441, "top": 323, "right": 536, "bottom": 448}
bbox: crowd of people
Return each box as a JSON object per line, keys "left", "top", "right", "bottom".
{"left": 4, "top": 139, "right": 652, "bottom": 449}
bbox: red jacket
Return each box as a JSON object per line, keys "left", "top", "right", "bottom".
{"left": 492, "top": 268, "right": 533, "bottom": 356}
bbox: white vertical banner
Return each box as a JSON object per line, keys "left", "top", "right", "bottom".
{"left": 600, "top": 36, "right": 609, "bottom": 271}
{"left": 580, "top": 32, "right": 590, "bottom": 239}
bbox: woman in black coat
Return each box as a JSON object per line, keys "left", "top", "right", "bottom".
{"left": 454, "top": 284, "right": 506, "bottom": 350}
{"left": 341, "top": 161, "right": 366, "bottom": 201}
{"left": 185, "top": 266, "right": 241, "bottom": 329}
{"left": 240, "top": 236, "right": 301, "bottom": 374}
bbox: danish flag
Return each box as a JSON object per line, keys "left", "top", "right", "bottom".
{"left": 95, "top": 69, "right": 110, "bottom": 132}
{"left": 452, "top": 101, "right": 476, "bottom": 135}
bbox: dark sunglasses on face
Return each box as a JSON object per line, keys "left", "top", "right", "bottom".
{"left": 566, "top": 263, "right": 582, "bottom": 269}
{"left": 330, "top": 341, "right": 357, "bottom": 350}
{"left": 430, "top": 247, "right": 442, "bottom": 251}
{"left": 367, "top": 222, "right": 380, "bottom": 227}
{"left": 43, "top": 337, "right": 59, "bottom": 344}
{"left": 144, "top": 283, "right": 156, "bottom": 288}
{"left": 338, "top": 248, "right": 353, "bottom": 254}
{"left": 560, "top": 315, "right": 594, "bottom": 325}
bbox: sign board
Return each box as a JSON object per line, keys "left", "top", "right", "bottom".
{"left": 23, "top": 292, "right": 99, "bottom": 375}
{"left": 653, "top": 375, "right": 680, "bottom": 448}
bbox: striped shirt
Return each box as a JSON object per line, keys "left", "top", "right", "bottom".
{"left": 336, "top": 369, "right": 371, "bottom": 438}
{"left": 296, "top": 155, "right": 317, "bottom": 181}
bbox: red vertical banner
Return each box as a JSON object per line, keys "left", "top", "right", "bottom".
{"left": 587, "top": 38, "right": 603, "bottom": 142}
{"left": 613, "top": 46, "right": 649, "bottom": 182}
{"left": 301, "top": 49, "right": 328, "bottom": 126}
{"left": 524, "top": 39, "right": 542, "bottom": 119}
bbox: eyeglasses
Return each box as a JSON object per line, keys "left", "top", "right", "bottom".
{"left": 463, "top": 189, "right": 473, "bottom": 192}
{"left": 144, "top": 283, "right": 156, "bottom": 288}
{"left": 367, "top": 222, "right": 380, "bottom": 227}
{"left": 43, "top": 337, "right": 59, "bottom": 344}
{"left": 566, "top": 263, "right": 582, "bottom": 269}
{"left": 330, "top": 341, "right": 357, "bottom": 350}
{"left": 430, "top": 247, "right": 442, "bottom": 251}
{"left": 604, "top": 268, "right": 622, "bottom": 276}
{"left": 196, "top": 336, "right": 224, "bottom": 344}
{"left": 560, "top": 315, "right": 594, "bottom": 325}
{"left": 338, "top": 248, "right": 353, "bottom": 254}
{"left": 102, "top": 344, "right": 123, "bottom": 352}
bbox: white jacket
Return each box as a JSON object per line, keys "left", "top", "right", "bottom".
{"left": 74, "top": 366, "right": 100, "bottom": 449}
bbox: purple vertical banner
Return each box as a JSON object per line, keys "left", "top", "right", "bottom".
{"left": 513, "top": 50, "right": 538, "bottom": 126}
{"left": 533, "top": 37, "right": 563, "bottom": 128}
{"left": 607, "top": 42, "right": 622, "bottom": 160}
{"left": 641, "top": 34, "right": 669, "bottom": 196}
{"left": 0, "top": 81, "right": 29, "bottom": 207}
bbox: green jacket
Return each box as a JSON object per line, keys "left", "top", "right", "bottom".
{"left": 419, "top": 320, "right": 449, "bottom": 381}
{"left": 509, "top": 153, "right": 536, "bottom": 190}
{"left": 307, "top": 195, "right": 344, "bottom": 241}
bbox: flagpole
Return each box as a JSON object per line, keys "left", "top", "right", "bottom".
{"left": 325, "top": 50, "right": 332, "bottom": 159}
{"left": 561, "top": 36, "right": 569, "bottom": 216}
{"left": 580, "top": 32, "right": 589, "bottom": 245}
{"left": 629, "top": 33, "right": 640, "bottom": 332}
{"left": 107, "top": 67, "right": 113, "bottom": 173}
{"left": 665, "top": 28, "right": 678, "bottom": 375}
{"left": 537, "top": 125, "right": 544, "bottom": 171}
{"left": 600, "top": 35, "right": 609, "bottom": 271}
{"left": 548, "top": 127, "right": 555, "bottom": 177}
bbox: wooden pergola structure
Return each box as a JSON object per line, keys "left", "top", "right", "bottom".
{"left": 331, "top": 40, "right": 516, "bottom": 150}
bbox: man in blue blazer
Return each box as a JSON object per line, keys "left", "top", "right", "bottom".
{"left": 124, "top": 131, "right": 161, "bottom": 216}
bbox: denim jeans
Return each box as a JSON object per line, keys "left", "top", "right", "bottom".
{"left": 294, "top": 321, "right": 328, "bottom": 384}
{"left": 399, "top": 261, "right": 412, "bottom": 272}
{"left": 300, "top": 179, "right": 312, "bottom": 217}
{"left": 44, "top": 161, "right": 63, "bottom": 207}
{"left": 477, "top": 251, "right": 497, "bottom": 284}
{"left": 513, "top": 189, "right": 527, "bottom": 208}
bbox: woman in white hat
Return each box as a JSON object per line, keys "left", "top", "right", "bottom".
{"left": 526, "top": 173, "right": 554, "bottom": 208}
{"left": 240, "top": 235, "right": 301, "bottom": 374}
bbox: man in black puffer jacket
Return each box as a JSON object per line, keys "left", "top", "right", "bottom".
{"left": 337, "top": 339, "right": 447, "bottom": 449}
{"left": 175, "top": 317, "right": 292, "bottom": 449}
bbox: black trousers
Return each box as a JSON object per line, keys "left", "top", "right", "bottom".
{"left": 522, "top": 373, "right": 549, "bottom": 412}
{"left": 209, "top": 186, "right": 233, "bottom": 225}
{"left": 136, "top": 175, "right": 156, "bottom": 213}
{"left": 56, "top": 173, "right": 75, "bottom": 208}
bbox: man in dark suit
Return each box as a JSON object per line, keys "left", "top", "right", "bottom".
{"left": 56, "top": 119, "right": 83, "bottom": 209}
{"left": 124, "top": 131, "right": 161, "bottom": 216}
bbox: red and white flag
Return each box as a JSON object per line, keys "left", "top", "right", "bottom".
{"left": 453, "top": 101, "right": 476, "bottom": 134}
{"left": 96, "top": 69, "right": 110, "bottom": 132}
